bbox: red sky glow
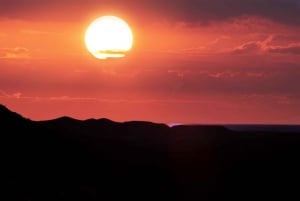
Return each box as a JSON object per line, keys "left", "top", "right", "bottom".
{"left": 1, "top": 0, "right": 300, "bottom": 124}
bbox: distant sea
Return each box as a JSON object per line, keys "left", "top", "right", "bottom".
{"left": 225, "top": 125, "right": 300, "bottom": 133}
{"left": 168, "top": 123, "right": 300, "bottom": 133}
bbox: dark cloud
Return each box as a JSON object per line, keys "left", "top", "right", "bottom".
{"left": 0, "top": 0, "right": 300, "bottom": 25}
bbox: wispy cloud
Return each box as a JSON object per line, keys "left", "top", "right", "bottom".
{"left": 0, "top": 90, "right": 22, "bottom": 99}
{"left": 232, "top": 41, "right": 262, "bottom": 54}
{"left": 0, "top": 91, "right": 227, "bottom": 105}
{"left": 207, "top": 71, "right": 267, "bottom": 79}
{"left": 268, "top": 43, "right": 300, "bottom": 54}
{"left": 0, "top": 47, "right": 30, "bottom": 59}
{"left": 231, "top": 36, "right": 272, "bottom": 54}
{"left": 231, "top": 36, "right": 300, "bottom": 55}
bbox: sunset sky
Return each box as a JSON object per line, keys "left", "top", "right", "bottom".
{"left": 1, "top": 0, "right": 300, "bottom": 124}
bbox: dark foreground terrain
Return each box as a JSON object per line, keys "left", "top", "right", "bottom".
{"left": 1, "top": 104, "right": 300, "bottom": 201}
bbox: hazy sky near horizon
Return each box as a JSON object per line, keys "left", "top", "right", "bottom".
{"left": 1, "top": 0, "right": 300, "bottom": 123}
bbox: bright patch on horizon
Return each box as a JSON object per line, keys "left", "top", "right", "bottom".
{"left": 85, "top": 16, "right": 133, "bottom": 60}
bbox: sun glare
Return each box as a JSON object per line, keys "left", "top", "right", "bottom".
{"left": 85, "top": 16, "right": 133, "bottom": 59}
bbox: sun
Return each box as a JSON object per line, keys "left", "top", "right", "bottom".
{"left": 85, "top": 16, "right": 133, "bottom": 60}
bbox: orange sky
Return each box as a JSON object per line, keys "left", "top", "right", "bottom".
{"left": 1, "top": 0, "right": 300, "bottom": 124}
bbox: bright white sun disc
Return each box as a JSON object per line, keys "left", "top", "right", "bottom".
{"left": 85, "top": 16, "right": 133, "bottom": 59}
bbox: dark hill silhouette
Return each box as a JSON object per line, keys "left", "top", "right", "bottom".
{"left": 1, "top": 104, "right": 300, "bottom": 201}
{"left": 0, "top": 104, "right": 29, "bottom": 124}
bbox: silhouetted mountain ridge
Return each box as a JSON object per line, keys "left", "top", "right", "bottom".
{"left": 1, "top": 104, "right": 300, "bottom": 201}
